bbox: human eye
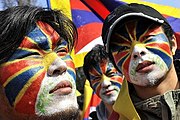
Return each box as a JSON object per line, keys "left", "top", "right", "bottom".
{"left": 14, "top": 52, "right": 41, "bottom": 59}
{"left": 106, "top": 71, "right": 115, "bottom": 77}
{"left": 118, "top": 46, "right": 129, "bottom": 53}
{"left": 56, "top": 47, "right": 68, "bottom": 56}
{"left": 144, "top": 35, "right": 155, "bottom": 40}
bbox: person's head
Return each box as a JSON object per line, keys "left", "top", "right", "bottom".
{"left": 0, "top": 6, "right": 79, "bottom": 119}
{"left": 102, "top": 3, "right": 177, "bottom": 87}
{"left": 83, "top": 45, "right": 123, "bottom": 105}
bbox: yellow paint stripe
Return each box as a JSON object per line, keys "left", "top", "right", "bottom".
{"left": 14, "top": 69, "right": 44, "bottom": 107}
{"left": 42, "top": 52, "right": 57, "bottom": 69}
{"left": 3, "top": 64, "right": 41, "bottom": 87}
{"left": 121, "top": 0, "right": 180, "bottom": 18}
{"left": 26, "top": 37, "right": 49, "bottom": 55}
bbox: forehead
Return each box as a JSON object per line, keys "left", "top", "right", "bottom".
{"left": 27, "top": 21, "right": 60, "bottom": 49}
{"left": 110, "top": 19, "right": 164, "bottom": 43}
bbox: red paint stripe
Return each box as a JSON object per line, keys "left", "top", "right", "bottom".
{"left": 15, "top": 71, "right": 45, "bottom": 114}
{"left": 146, "top": 43, "right": 171, "bottom": 55}
{"left": 37, "top": 21, "right": 60, "bottom": 50}
{"left": 122, "top": 57, "right": 131, "bottom": 81}
{"left": 0, "top": 60, "right": 41, "bottom": 85}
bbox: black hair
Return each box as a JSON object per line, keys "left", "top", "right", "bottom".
{"left": 83, "top": 44, "right": 109, "bottom": 81}
{"left": 0, "top": 6, "right": 77, "bottom": 64}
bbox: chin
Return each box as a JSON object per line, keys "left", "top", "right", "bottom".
{"left": 130, "top": 69, "right": 167, "bottom": 87}
{"left": 38, "top": 106, "right": 79, "bottom": 120}
{"left": 103, "top": 97, "right": 116, "bottom": 105}
{"left": 35, "top": 92, "right": 79, "bottom": 119}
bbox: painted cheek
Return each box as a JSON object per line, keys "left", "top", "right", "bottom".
{"left": 62, "top": 54, "right": 76, "bottom": 81}
{"left": 111, "top": 76, "right": 123, "bottom": 86}
{"left": 0, "top": 59, "right": 45, "bottom": 114}
{"left": 145, "top": 34, "right": 173, "bottom": 68}
{"left": 112, "top": 51, "right": 131, "bottom": 81}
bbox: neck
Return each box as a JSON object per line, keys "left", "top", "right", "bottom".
{"left": 133, "top": 64, "right": 179, "bottom": 100}
{"left": 104, "top": 102, "right": 113, "bottom": 117}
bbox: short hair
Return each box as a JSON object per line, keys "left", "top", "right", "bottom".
{"left": 83, "top": 44, "right": 109, "bottom": 81}
{"left": 0, "top": 6, "right": 77, "bottom": 64}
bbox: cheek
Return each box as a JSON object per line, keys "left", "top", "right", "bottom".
{"left": 111, "top": 76, "right": 123, "bottom": 87}
{"left": 146, "top": 43, "right": 172, "bottom": 68}
{"left": 0, "top": 60, "right": 46, "bottom": 114}
{"left": 112, "top": 51, "right": 131, "bottom": 81}
{"left": 91, "top": 81, "right": 101, "bottom": 97}
{"left": 65, "top": 59, "right": 76, "bottom": 81}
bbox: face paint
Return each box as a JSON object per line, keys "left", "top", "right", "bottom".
{"left": 0, "top": 21, "right": 77, "bottom": 116}
{"left": 110, "top": 19, "right": 173, "bottom": 86}
{"left": 89, "top": 61, "right": 123, "bottom": 105}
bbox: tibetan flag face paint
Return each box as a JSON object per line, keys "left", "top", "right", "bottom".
{"left": 89, "top": 61, "right": 123, "bottom": 105}
{"left": 110, "top": 19, "right": 173, "bottom": 86}
{"left": 0, "top": 21, "right": 77, "bottom": 115}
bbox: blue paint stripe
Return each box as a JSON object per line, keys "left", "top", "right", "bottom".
{"left": 5, "top": 66, "right": 43, "bottom": 106}
{"left": 147, "top": 48, "right": 172, "bottom": 68}
{"left": 67, "top": 69, "right": 76, "bottom": 81}
{"left": 8, "top": 49, "right": 35, "bottom": 61}
{"left": 28, "top": 27, "right": 50, "bottom": 50}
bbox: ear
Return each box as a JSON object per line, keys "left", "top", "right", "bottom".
{"left": 171, "top": 35, "right": 177, "bottom": 55}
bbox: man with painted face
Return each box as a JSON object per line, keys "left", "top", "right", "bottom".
{"left": 102, "top": 3, "right": 180, "bottom": 120}
{"left": 83, "top": 44, "right": 123, "bottom": 120}
{"left": 0, "top": 6, "right": 79, "bottom": 120}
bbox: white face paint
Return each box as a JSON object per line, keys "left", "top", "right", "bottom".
{"left": 35, "top": 73, "right": 78, "bottom": 117}
{"left": 129, "top": 45, "right": 168, "bottom": 86}
{"left": 99, "top": 76, "right": 120, "bottom": 105}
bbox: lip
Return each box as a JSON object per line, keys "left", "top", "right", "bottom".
{"left": 104, "top": 89, "right": 115, "bottom": 96}
{"left": 136, "top": 60, "right": 155, "bottom": 73}
{"left": 49, "top": 80, "right": 72, "bottom": 95}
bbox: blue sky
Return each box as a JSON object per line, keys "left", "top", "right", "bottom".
{"left": 0, "top": 0, "right": 49, "bottom": 10}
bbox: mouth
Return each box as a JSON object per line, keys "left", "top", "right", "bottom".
{"left": 49, "top": 80, "right": 72, "bottom": 95}
{"left": 104, "top": 89, "right": 115, "bottom": 96}
{"left": 136, "top": 60, "right": 155, "bottom": 73}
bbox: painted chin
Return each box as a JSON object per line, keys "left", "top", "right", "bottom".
{"left": 130, "top": 65, "right": 168, "bottom": 86}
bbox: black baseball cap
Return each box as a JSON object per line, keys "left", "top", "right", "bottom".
{"left": 102, "top": 3, "right": 171, "bottom": 53}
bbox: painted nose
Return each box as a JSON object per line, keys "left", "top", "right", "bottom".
{"left": 101, "top": 75, "right": 111, "bottom": 88}
{"left": 47, "top": 57, "right": 67, "bottom": 76}
{"left": 132, "top": 45, "right": 146, "bottom": 60}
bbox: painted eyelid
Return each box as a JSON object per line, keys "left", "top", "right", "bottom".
{"left": 56, "top": 47, "right": 68, "bottom": 53}
{"left": 107, "top": 72, "right": 116, "bottom": 77}
{"left": 117, "top": 46, "right": 130, "bottom": 53}
{"left": 144, "top": 35, "right": 155, "bottom": 40}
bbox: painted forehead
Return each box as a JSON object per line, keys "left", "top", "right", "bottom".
{"left": 109, "top": 19, "right": 164, "bottom": 51}
{"left": 112, "top": 19, "right": 162, "bottom": 41}
{"left": 27, "top": 21, "right": 60, "bottom": 52}
{"left": 8, "top": 21, "right": 70, "bottom": 61}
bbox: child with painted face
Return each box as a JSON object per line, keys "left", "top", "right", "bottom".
{"left": 102, "top": 3, "right": 180, "bottom": 120}
{"left": 0, "top": 6, "right": 79, "bottom": 120}
{"left": 83, "top": 45, "right": 123, "bottom": 120}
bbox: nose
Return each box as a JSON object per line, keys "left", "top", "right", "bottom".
{"left": 101, "top": 75, "right": 111, "bottom": 88}
{"left": 47, "top": 57, "right": 67, "bottom": 76}
{"left": 132, "top": 45, "right": 146, "bottom": 60}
